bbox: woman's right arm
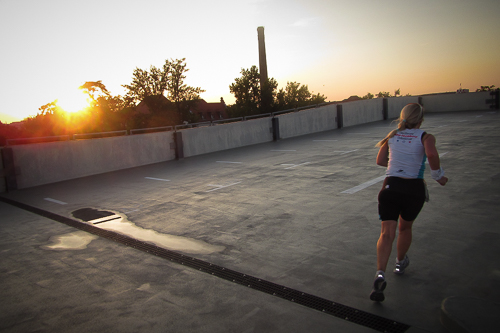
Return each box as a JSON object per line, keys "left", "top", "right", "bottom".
{"left": 376, "top": 141, "right": 389, "bottom": 167}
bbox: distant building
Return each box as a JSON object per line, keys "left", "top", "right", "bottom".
{"left": 457, "top": 83, "right": 469, "bottom": 93}
{"left": 134, "top": 95, "right": 180, "bottom": 127}
{"left": 6, "top": 121, "right": 23, "bottom": 129}
{"left": 190, "top": 99, "right": 227, "bottom": 121}
{"left": 135, "top": 96, "right": 228, "bottom": 124}
{"left": 341, "top": 95, "right": 363, "bottom": 103}
{"left": 135, "top": 95, "right": 170, "bottom": 115}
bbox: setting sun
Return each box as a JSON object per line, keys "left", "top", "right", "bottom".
{"left": 56, "top": 89, "right": 91, "bottom": 113}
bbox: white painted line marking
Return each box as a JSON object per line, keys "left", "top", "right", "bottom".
{"left": 216, "top": 161, "right": 242, "bottom": 164}
{"left": 284, "top": 162, "right": 311, "bottom": 169}
{"left": 206, "top": 181, "right": 242, "bottom": 192}
{"left": 44, "top": 198, "right": 67, "bottom": 205}
{"left": 334, "top": 149, "right": 358, "bottom": 155}
{"left": 145, "top": 177, "right": 170, "bottom": 181}
{"left": 476, "top": 115, "right": 483, "bottom": 118}
{"left": 341, "top": 175, "right": 386, "bottom": 194}
{"left": 242, "top": 307, "right": 261, "bottom": 321}
{"left": 271, "top": 150, "right": 296, "bottom": 152}
{"left": 88, "top": 214, "right": 122, "bottom": 225}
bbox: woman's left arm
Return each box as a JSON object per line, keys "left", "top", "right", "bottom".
{"left": 423, "top": 133, "right": 448, "bottom": 186}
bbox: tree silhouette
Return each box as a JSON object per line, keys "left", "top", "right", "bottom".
{"left": 229, "top": 65, "right": 295, "bottom": 116}
{"left": 362, "top": 92, "right": 374, "bottom": 99}
{"left": 167, "top": 58, "right": 205, "bottom": 103}
{"left": 123, "top": 58, "right": 204, "bottom": 108}
{"left": 275, "top": 81, "right": 324, "bottom": 110}
{"left": 376, "top": 91, "right": 392, "bottom": 98}
{"left": 229, "top": 67, "right": 326, "bottom": 117}
{"left": 79, "top": 81, "right": 110, "bottom": 102}
{"left": 476, "top": 85, "right": 496, "bottom": 92}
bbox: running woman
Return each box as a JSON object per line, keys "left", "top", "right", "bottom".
{"left": 370, "top": 103, "right": 448, "bottom": 302}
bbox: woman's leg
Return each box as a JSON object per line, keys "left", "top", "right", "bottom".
{"left": 376, "top": 220, "right": 398, "bottom": 272}
{"left": 396, "top": 217, "right": 414, "bottom": 262}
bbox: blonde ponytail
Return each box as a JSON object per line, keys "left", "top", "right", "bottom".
{"left": 375, "top": 103, "right": 424, "bottom": 147}
{"left": 376, "top": 129, "right": 395, "bottom": 147}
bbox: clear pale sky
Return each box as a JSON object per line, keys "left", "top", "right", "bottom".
{"left": 1, "top": 0, "right": 499, "bottom": 123}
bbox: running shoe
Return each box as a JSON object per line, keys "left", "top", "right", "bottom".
{"left": 394, "top": 255, "right": 410, "bottom": 275}
{"left": 369, "top": 273, "right": 387, "bottom": 302}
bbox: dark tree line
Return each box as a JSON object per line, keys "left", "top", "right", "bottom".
{"left": 1, "top": 60, "right": 330, "bottom": 145}
{"left": 1, "top": 59, "right": 204, "bottom": 144}
{"left": 227, "top": 65, "right": 327, "bottom": 117}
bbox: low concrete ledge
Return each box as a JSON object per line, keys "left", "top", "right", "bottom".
{"left": 12, "top": 131, "right": 176, "bottom": 189}
{"left": 422, "top": 91, "right": 492, "bottom": 112}
{"left": 182, "top": 117, "right": 273, "bottom": 158}
{"left": 342, "top": 98, "right": 384, "bottom": 127}
{"left": 277, "top": 104, "right": 337, "bottom": 139}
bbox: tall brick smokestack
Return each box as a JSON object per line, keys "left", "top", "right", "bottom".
{"left": 257, "top": 26, "right": 270, "bottom": 112}
{"left": 257, "top": 26, "right": 268, "bottom": 85}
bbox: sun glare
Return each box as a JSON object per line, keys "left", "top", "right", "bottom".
{"left": 56, "top": 89, "right": 91, "bottom": 113}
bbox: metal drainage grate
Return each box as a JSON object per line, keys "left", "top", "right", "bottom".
{"left": 71, "top": 208, "right": 122, "bottom": 225}
{"left": 0, "top": 196, "right": 410, "bottom": 333}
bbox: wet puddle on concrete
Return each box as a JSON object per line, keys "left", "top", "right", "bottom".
{"left": 44, "top": 208, "right": 225, "bottom": 254}
{"left": 42, "top": 231, "right": 98, "bottom": 251}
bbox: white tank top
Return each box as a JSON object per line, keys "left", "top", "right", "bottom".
{"left": 386, "top": 128, "right": 427, "bottom": 179}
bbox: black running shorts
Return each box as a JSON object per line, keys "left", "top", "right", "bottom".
{"left": 378, "top": 177, "right": 426, "bottom": 221}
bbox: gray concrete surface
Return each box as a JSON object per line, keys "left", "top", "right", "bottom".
{"left": 1, "top": 110, "right": 499, "bottom": 332}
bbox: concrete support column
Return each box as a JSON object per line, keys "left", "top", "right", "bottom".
{"left": 490, "top": 90, "right": 499, "bottom": 109}
{"left": 336, "top": 104, "right": 343, "bottom": 129}
{"left": 272, "top": 117, "right": 280, "bottom": 141}
{"left": 383, "top": 98, "right": 388, "bottom": 120}
{"left": 1, "top": 147, "right": 17, "bottom": 191}
{"left": 174, "top": 132, "right": 184, "bottom": 160}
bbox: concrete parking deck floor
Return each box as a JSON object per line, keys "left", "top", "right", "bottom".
{"left": 1, "top": 111, "right": 499, "bottom": 333}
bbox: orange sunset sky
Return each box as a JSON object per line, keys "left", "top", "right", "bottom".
{"left": 1, "top": 0, "right": 499, "bottom": 123}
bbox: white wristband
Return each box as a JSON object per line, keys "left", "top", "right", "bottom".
{"left": 431, "top": 167, "right": 445, "bottom": 181}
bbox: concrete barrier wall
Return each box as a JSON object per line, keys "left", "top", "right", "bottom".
{"left": 388, "top": 96, "right": 420, "bottom": 119}
{"left": 277, "top": 104, "right": 338, "bottom": 139}
{"left": 421, "top": 91, "right": 491, "bottom": 112}
{"left": 1, "top": 91, "right": 495, "bottom": 192}
{"left": 342, "top": 98, "right": 384, "bottom": 127}
{"left": 12, "top": 131, "right": 176, "bottom": 189}
{"left": 182, "top": 117, "right": 273, "bottom": 158}
{"left": 0, "top": 148, "right": 5, "bottom": 192}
